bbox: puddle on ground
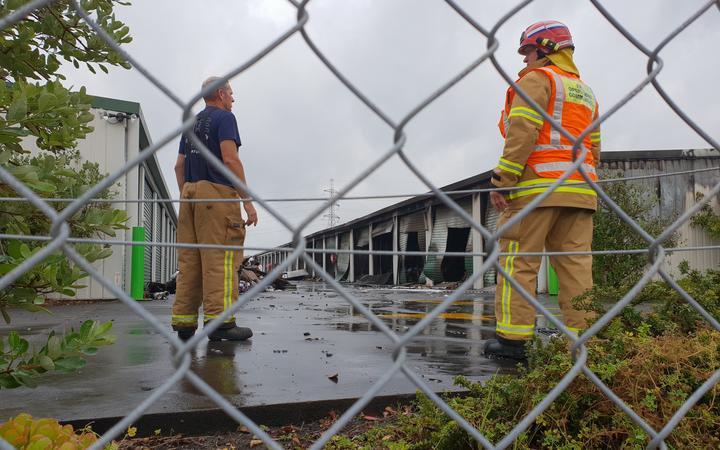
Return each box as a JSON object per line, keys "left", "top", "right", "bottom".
{"left": 175, "top": 340, "right": 253, "bottom": 396}
{"left": 315, "top": 288, "right": 563, "bottom": 370}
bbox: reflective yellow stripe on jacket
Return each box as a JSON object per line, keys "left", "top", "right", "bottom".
{"left": 508, "top": 106, "right": 544, "bottom": 126}
{"left": 507, "top": 178, "right": 597, "bottom": 200}
{"left": 497, "top": 157, "right": 524, "bottom": 176}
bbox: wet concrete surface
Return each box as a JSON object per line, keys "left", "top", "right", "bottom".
{"left": 0, "top": 282, "right": 561, "bottom": 422}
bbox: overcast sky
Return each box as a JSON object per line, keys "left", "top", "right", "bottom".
{"left": 60, "top": 0, "right": 720, "bottom": 254}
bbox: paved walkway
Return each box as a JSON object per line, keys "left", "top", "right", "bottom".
{"left": 0, "top": 282, "right": 560, "bottom": 422}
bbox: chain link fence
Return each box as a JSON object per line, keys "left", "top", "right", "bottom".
{"left": 1, "top": 0, "right": 720, "bottom": 449}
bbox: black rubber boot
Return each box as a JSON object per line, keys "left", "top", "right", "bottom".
{"left": 208, "top": 325, "right": 253, "bottom": 342}
{"left": 174, "top": 328, "right": 196, "bottom": 342}
{"left": 483, "top": 336, "right": 528, "bottom": 360}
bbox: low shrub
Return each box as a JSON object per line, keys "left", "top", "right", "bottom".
{"left": 0, "top": 413, "right": 98, "bottom": 449}
{"left": 329, "top": 269, "right": 720, "bottom": 449}
{"left": 0, "top": 320, "right": 115, "bottom": 389}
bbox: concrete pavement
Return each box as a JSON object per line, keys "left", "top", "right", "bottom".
{"left": 0, "top": 282, "right": 561, "bottom": 424}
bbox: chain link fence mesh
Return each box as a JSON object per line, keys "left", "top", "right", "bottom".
{"left": 1, "top": 0, "right": 720, "bottom": 449}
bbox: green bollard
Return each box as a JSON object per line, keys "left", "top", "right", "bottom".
{"left": 130, "top": 226, "right": 145, "bottom": 300}
{"left": 548, "top": 262, "right": 559, "bottom": 296}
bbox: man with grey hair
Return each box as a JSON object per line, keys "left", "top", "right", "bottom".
{"left": 172, "top": 76, "right": 258, "bottom": 341}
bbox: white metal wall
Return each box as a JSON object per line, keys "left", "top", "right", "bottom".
{"left": 37, "top": 109, "right": 132, "bottom": 299}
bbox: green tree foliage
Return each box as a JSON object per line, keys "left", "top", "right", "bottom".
{"left": 0, "top": 1, "right": 132, "bottom": 388}
{"left": 0, "top": 0, "right": 132, "bottom": 319}
{"left": 691, "top": 192, "right": 720, "bottom": 240}
{"left": 592, "top": 173, "right": 679, "bottom": 288}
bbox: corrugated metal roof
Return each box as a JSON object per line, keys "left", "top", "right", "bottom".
{"left": 269, "top": 148, "right": 718, "bottom": 252}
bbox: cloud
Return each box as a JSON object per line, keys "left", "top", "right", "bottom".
{"left": 60, "top": 0, "right": 720, "bottom": 252}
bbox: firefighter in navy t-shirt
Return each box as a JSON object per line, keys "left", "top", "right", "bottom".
{"left": 172, "top": 77, "right": 258, "bottom": 341}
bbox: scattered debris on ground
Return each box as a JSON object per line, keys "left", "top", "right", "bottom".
{"left": 116, "top": 407, "right": 405, "bottom": 449}
{"left": 240, "top": 257, "right": 294, "bottom": 293}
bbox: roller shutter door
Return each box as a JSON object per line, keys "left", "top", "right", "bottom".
{"left": 143, "top": 182, "right": 153, "bottom": 284}
{"left": 484, "top": 206, "right": 499, "bottom": 286}
{"left": 154, "top": 204, "right": 162, "bottom": 282}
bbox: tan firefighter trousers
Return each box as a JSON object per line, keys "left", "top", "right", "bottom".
{"left": 494, "top": 206, "right": 595, "bottom": 341}
{"left": 172, "top": 181, "right": 246, "bottom": 330}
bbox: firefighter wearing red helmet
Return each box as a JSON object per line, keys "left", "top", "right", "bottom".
{"left": 518, "top": 20, "right": 575, "bottom": 55}
{"left": 484, "top": 21, "right": 601, "bottom": 360}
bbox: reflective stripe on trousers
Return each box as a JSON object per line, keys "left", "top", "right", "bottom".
{"left": 499, "top": 240, "right": 533, "bottom": 335}
{"left": 500, "top": 240, "right": 516, "bottom": 323}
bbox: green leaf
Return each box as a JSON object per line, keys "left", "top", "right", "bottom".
{"left": 0, "top": 263, "right": 18, "bottom": 275}
{"left": 7, "top": 95, "right": 27, "bottom": 122}
{"left": 37, "top": 92, "right": 58, "bottom": 112}
{"left": 0, "top": 149, "right": 12, "bottom": 164}
{"left": 19, "top": 243, "right": 31, "bottom": 258}
{"left": 13, "top": 373, "right": 37, "bottom": 388}
{"left": 0, "top": 127, "right": 31, "bottom": 137}
{"left": 46, "top": 335, "right": 62, "bottom": 359}
{"left": 55, "top": 168, "right": 78, "bottom": 177}
{"left": 54, "top": 356, "right": 86, "bottom": 372}
{"left": 6, "top": 240, "right": 23, "bottom": 259}
{"left": 95, "top": 321, "right": 113, "bottom": 336}
{"left": 37, "top": 354, "right": 55, "bottom": 371}
{"left": 26, "top": 181, "right": 57, "bottom": 193}
{"left": 8, "top": 331, "right": 20, "bottom": 350}
{"left": 20, "top": 304, "right": 50, "bottom": 314}
{"left": 80, "top": 320, "right": 94, "bottom": 339}
{"left": 81, "top": 347, "right": 98, "bottom": 356}
{"left": 41, "top": 264, "right": 58, "bottom": 284}
{"left": 0, "top": 373, "right": 21, "bottom": 389}
{"left": 17, "top": 338, "right": 29, "bottom": 355}
{"left": 78, "top": 111, "right": 95, "bottom": 123}
{"left": 6, "top": 0, "right": 27, "bottom": 10}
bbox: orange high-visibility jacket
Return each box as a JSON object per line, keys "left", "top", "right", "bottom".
{"left": 493, "top": 62, "right": 601, "bottom": 211}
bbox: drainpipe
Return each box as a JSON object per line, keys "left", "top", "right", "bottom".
{"left": 335, "top": 233, "right": 339, "bottom": 278}
{"left": 349, "top": 228, "right": 355, "bottom": 282}
{"left": 368, "top": 223, "right": 374, "bottom": 276}
{"left": 392, "top": 215, "right": 399, "bottom": 285}
{"left": 472, "top": 192, "right": 484, "bottom": 289}
{"left": 322, "top": 238, "right": 326, "bottom": 274}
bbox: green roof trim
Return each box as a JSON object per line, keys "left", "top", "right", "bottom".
{"left": 90, "top": 95, "right": 140, "bottom": 115}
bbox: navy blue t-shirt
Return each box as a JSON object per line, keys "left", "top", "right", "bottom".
{"left": 178, "top": 106, "right": 241, "bottom": 187}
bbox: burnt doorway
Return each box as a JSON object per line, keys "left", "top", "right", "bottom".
{"left": 403, "top": 231, "right": 423, "bottom": 283}
{"left": 372, "top": 232, "right": 393, "bottom": 282}
{"left": 441, "top": 227, "right": 470, "bottom": 282}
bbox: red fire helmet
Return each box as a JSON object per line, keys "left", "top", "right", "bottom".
{"left": 519, "top": 20, "right": 574, "bottom": 55}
